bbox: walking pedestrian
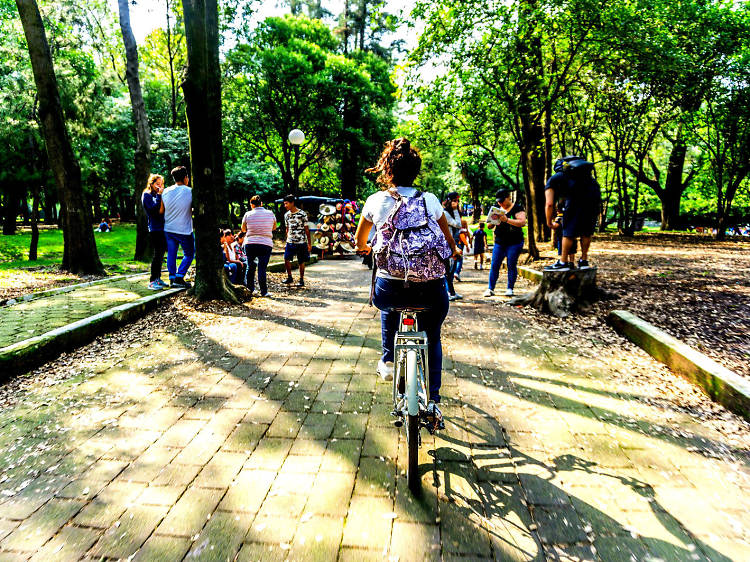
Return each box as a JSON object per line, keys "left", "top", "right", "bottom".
{"left": 161, "top": 166, "right": 195, "bottom": 288}
{"left": 473, "top": 222, "right": 487, "bottom": 270}
{"left": 282, "top": 195, "right": 312, "bottom": 288}
{"left": 443, "top": 192, "right": 463, "bottom": 300}
{"left": 141, "top": 174, "right": 167, "bottom": 290}
{"left": 484, "top": 189, "right": 527, "bottom": 297}
{"left": 241, "top": 195, "right": 276, "bottom": 297}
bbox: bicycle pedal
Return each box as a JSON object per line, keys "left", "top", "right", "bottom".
{"left": 393, "top": 419, "right": 403, "bottom": 428}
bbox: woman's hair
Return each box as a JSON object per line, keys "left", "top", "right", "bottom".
{"left": 442, "top": 191, "right": 459, "bottom": 210}
{"left": 250, "top": 195, "right": 262, "bottom": 207}
{"left": 366, "top": 138, "right": 421, "bottom": 189}
{"left": 144, "top": 174, "right": 163, "bottom": 193}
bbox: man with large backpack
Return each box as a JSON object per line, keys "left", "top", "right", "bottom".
{"left": 544, "top": 155, "right": 601, "bottom": 270}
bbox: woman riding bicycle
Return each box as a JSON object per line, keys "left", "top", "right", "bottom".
{"left": 355, "top": 138, "right": 460, "bottom": 428}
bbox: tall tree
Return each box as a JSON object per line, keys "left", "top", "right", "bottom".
{"left": 181, "top": 0, "right": 235, "bottom": 301}
{"left": 15, "top": 0, "right": 103, "bottom": 274}
{"left": 118, "top": 0, "right": 152, "bottom": 262}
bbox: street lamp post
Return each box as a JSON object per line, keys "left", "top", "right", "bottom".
{"left": 288, "top": 129, "right": 305, "bottom": 195}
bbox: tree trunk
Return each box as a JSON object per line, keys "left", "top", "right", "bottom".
{"left": 659, "top": 131, "right": 688, "bottom": 230}
{"left": 118, "top": 0, "right": 153, "bottom": 262}
{"left": 510, "top": 267, "right": 599, "bottom": 317}
{"left": 29, "top": 183, "right": 40, "bottom": 260}
{"left": 15, "top": 0, "right": 102, "bottom": 274}
{"left": 181, "top": 0, "right": 236, "bottom": 302}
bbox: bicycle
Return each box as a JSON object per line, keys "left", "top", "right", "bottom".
{"left": 389, "top": 307, "right": 437, "bottom": 493}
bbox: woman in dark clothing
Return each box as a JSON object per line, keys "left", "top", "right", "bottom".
{"left": 141, "top": 174, "right": 167, "bottom": 290}
{"left": 484, "top": 189, "right": 527, "bottom": 297}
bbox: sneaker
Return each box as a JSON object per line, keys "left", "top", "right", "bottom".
{"left": 545, "top": 260, "right": 572, "bottom": 271}
{"left": 294, "top": 281, "right": 305, "bottom": 288}
{"left": 282, "top": 277, "right": 293, "bottom": 285}
{"left": 473, "top": 262, "right": 478, "bottom": 270}
{"left": 479, "top": 264, "right": 484, "bottom": 270}
{"left": 483, "top": 289, "right": 494, "bottom": 297}
{"left": 578, "top": 259, "right": 590, "bottom": 268}
{"left": 155, "top": 279, "right": 169, "bottom": 289}
{"left": 377, "top": 360, "right": 394, "bottom": 382}
{"left": 454, "top": 274, "right": 461, "bottom": 282}
{"left": 171, "top": 277, "right": 192, "bottom": 288}
{"left": 426, "top": 401, "right": 445, "bottom": 431}
{"left": 448, "top": 294, "right": 457, "bottom": 301}
{"left": 453, "top": 293, "right": 463, "bottom": 300}
{"left": 259, "top": 292, "right": 273, "bottom": 297}
{"left": 148, "top": 280, "right": 162, "bottom": 291}
{"left": 504, "top": 288, "right": 514, "bottom": 296}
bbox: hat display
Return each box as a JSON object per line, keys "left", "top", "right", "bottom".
{"left": 335, "top": 223, "right": 343, "bottom": 231}
{"left": 320, "top": 223, "right": 331, "bottom": 232}
{"left": 339, "top": 242, "right": 355, "bottom": 253}
{"left": 315, "top": 235, "right": 330, "bottom": 249}
{"left": 319, "top": 203, "right": 336, "bottom": 216}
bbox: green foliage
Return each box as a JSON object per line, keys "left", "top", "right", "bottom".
{"left": 223, "top": 14, "right": 396, "bottom": 199}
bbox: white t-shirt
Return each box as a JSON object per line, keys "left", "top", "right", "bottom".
{"left": 242, "top": 207, "right": 276, "bottom": 247}
{"left": 162, "top": 184, "right": 193, "bottom": 235}
{"left": 361, "top": 186, "right": 445, "bottom": 280}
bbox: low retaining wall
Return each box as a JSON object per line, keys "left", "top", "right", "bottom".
{"left": 518, "top": 266, "right": 543, "bottom": 284}
{"left": 0, "top": 287, "right": 183, "bottom": 380}
{"left": 609, "top": 310, "right": 750, "bottom": 421}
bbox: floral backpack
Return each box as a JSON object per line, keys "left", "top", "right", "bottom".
{"left": 372, "top": 189, "right": 452, "bottom": 284}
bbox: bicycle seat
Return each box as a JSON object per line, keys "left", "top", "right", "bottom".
{"left": 389, "top": 306, "right": 429, "bottom": 312}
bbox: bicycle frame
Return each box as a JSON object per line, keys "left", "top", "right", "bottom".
{"left": 392, "top": 311, "right": 429, "bottom": 417}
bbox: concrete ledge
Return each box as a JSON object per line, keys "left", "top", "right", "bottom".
{"left": 0, "top": 287, "right": 183, "bottom": 380}
{"left": 518, "top": 266, "right": 543, "bottom": 284}
{"left": 1, "top": 271, "right": 148, "bottom": 308}
{"left": 608, "top": 310, "right": 750, "bottom": 421}
{"left": 266, "top": 255, "right": 319, "bottom": 273}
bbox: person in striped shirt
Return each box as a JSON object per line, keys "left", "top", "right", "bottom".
{"left": 241, "top": 195, "right": 277, "bottom": 297}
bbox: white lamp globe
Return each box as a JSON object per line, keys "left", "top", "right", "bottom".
{"left": 288, "top": 129, "right": 305, "bottom": 145}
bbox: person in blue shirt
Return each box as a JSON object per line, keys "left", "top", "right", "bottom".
{"left": 142, "top": 174, "right": 167, "bottom": 290}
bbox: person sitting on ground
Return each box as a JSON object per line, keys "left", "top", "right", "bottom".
{"left": 142, "top": 174, "right": 167, "bottom": 290}
{"left": 241, "top": 194, "right": 277, "bottom": 297}
{"left": 161, "top": 166, "right": 195, "bottom": 288}
{"left": 96, "top": 218, "right": 111, "bottom": 232}
{"left": 473, "top": 222, "right": 487, "bottom": 270}
{"left": 222, "top": 229, "right": 245, "bottom": 283}
{"left": 221, "top": 232, "right": 242, "bottom": 285}
{"left": 545, "top": 155, "right": 601, "bottom": 270}
{"left": 282, "top": 194, "right": 312, "bottom": 288}
{"left": 484, "top": 189, "right": 527, "bottom": 297}
{"left": 355, "top": 137, "right": 460, "bottom": 430}
{"left": 442, "top": 192, "right": 463, "bottom": 300}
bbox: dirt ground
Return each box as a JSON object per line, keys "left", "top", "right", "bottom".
{"left": 526, "top": 232, "right": 750, "bottom": 381}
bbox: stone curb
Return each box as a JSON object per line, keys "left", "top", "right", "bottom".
{"left": 266, "top": 255, "right": 319, "bottom": 273}
{"left": 0, "top": 271, "right": 149, "bottom": 308}
{"left": 0, "top": 287, "right": 183, "bottom": 380}
{"left": 608, "top": 310, "right": 750, "bottom": 421}
{"left": 518, "top": 266, "right": 543, "bottom": 284}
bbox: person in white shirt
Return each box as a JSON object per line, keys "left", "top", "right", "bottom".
{"left": 160, "top": 166, "right": 194, "bottom": 288}
{"left": 241, "top": 195, "right": 277, "bottom": 297}
{"left": 354, "top": 138, "right": 460, "bottom": 431}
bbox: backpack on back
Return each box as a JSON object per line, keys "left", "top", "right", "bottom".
{"left": 372, "top": 190, "right": 452, "bottom": 283}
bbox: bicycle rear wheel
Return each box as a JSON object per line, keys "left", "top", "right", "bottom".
{"left": 405, "top": 349, "right": 420, "bottom": 493}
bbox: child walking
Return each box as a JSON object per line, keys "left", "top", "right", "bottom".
{"left": 473, "top": 222, "right": 487, "bottom": 270}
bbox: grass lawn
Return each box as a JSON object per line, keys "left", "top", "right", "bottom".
{"left": 0, "top": 224, "right": 145, "bottom": 273}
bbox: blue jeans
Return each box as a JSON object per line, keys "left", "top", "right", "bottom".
{"left": 452, "top": 243, "right": 465, "bottom": 276}
{"left": 165, "top": 232, "right": 195, "bottom": 280}
{"left": 244, "top": 244, "right": 272, "bottom": 295}
{"left": 373, "top": 277, "right": 449, "bottom": 403}
{"left": 488, "top": 242, "right": 523, "bottom": 291}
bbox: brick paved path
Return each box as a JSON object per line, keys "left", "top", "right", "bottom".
{"left": 0, "top": 275, "right": 154, "bottom": 348}
{"left": 0, "top": 260, "right": 748, "bottom": 560}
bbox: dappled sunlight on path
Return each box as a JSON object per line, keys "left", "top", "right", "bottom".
{"left": 0, "top": 259, "right": 748, "bottom": 560}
